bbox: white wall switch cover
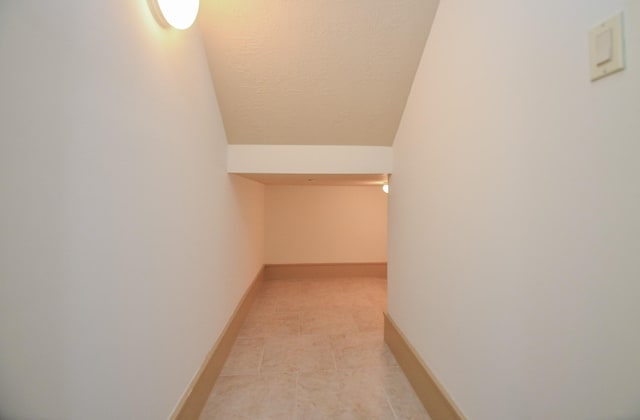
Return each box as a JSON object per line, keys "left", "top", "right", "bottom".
{"left": 590, "top": 13, "right": 625, "bottom": 81}
{"left": 596, "top": 29, "right": 613, "bottom": 64}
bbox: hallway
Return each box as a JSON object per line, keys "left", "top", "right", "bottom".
{"left": 2, "top": 2, "right": 640, "bottom": 419}
{"left": 200, "top": 276, "right": 429, "bottom": 419}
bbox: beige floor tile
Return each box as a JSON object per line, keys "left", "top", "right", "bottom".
{"left": 220, "top": 337, "right": 265, "bottom": 376}
{"left": 330, "top": 333, "right": 397, "bottom": 371}
{"left": 298, "top": 279, "right": 347, "bottom": 296}
{"left": 352, "top": 308, "right": 384, "bottom": 333}
{"left": 262, "top": 283, "right": 302, "bottom": 298}
{"left": 246, "top": 295, "right": 278, "bottom": 318}
{"left": 262, "top": 278, "right": 301, "bottom": 289}
{"left": 201, "top": 374, "right": 295, "bottom": 420}
{"left": 325, "top": 290, "right": 373, "bottom": 311}
{"left": 239, "top": 312, "right": 301, "bottom": 338}
{"left": 275, "top": 295, "right": 315, "bottom": 313}
{"left": 261, "top": 335, "right": 335, "bottom": 374}
{"left": 275, "top": 286, "right": 347, "bottom": 311}
{"left": 296, "top": 369, "right": 395, "bottom": 420}
{"left": 382, "top": 366, "right": 431, "bottom": 420}
{"left": 260, "top": 285, "right": 302, "bottom": 305}
{"left": 367, "top": 291, "right": 388, "bottom": 311}
{"left": 340, "top": 277, "right": 381, "bottom": 293}
{"left": 200, "top": 277, "right": 430, "bottom": 420}
{"left": 299, "top": 310, "right": 360, "bottom": 335}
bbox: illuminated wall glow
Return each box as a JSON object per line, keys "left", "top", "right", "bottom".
{"left": 150, "top": 0, "right": 199, "bottom": 30}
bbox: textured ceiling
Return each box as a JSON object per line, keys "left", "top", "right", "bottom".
{"left": 198, "top": 0, "right": 438, "bottom": 146}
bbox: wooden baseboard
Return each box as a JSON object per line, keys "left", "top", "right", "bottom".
{"left": 384, "top": 312, "right": 466, "bottom": 420}
{"left": 170, "top": 267, "right": 265, "bottom": 420}
{"left": 264, "top": 262, "right": 387, "bottom": 281}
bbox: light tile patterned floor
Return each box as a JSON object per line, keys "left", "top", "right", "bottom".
{"left": 200, "top": 277, "right": 430, "bottom": 420}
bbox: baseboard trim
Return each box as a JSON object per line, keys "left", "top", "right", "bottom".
{"left": 264, "top": 262, "right": 387, "bottom": 280}
{"left": 384, "top": 312, "right": 466, "bottom": 420}
{"left": 170, "top": 267, "right": 265, "bottom": 420}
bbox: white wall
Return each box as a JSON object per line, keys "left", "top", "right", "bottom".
{"left": 389, "top": 1, "right": 640, "bottom": 419}
{"left": 0, "top": 2, "right": 264, "bottom": 419}
{"left": 265, "top": 186, "right": 387, "bottom": 264}
{"left": 228, "top": 145, "right": 393, "bottom": 174}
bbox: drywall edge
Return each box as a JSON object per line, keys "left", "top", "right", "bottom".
{"left": 227, "top": 145, "right": 393, "bottom": 174}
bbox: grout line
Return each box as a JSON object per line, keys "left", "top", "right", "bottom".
{"left": 294, "top": 372, "right": 299, "bottom": 420}
{"left": 383, "top": 384, "right": 400, "bottom": 420}
{"left": 257, "top": 340, "right": 266, "bottom": 375}
{"left": 329, "top": 334, "right": 338, "bottom": 372}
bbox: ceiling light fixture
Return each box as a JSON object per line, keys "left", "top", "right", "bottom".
{"left": 382, "top": 184, "right": 389, "bottom": 194}
{"left": 149, "top": 0, "right": 200, "bottom": 30}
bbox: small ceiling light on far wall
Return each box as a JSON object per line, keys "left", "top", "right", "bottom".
{"left": 382, "top": 184, "right": 389, "bottom": 194}
{"left": 149, "top": 0, "right": 199, "bottom": 30}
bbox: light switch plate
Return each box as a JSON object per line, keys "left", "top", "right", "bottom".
{"left": 595, "top": 29, "right": 613, "bottom": 64}
{"left": 590, "top": 13, "right": 625, "bottom": 81}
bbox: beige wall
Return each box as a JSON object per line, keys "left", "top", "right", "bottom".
{"left": 0, "top": 2, "right": 264, "bottom": 419}
{"left": 389, "top": 1, "right": 640, "bottom": 419}
{"left": 265, "top": 186, "right": 387, "bottom": 264}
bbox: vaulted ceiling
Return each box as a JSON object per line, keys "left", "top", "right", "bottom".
{"left": 198, "top": 0, "right": 439, "bottom": 147}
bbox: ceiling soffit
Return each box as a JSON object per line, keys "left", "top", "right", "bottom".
{"left": 199, "top": 0, "right": 438, "bottom": 146}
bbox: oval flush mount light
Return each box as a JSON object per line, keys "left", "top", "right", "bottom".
{"left": 382, "top": 184, "right": 389, "bottom": 194}
{"left": 149, "top": 0, "right": 199, "bottom": 30}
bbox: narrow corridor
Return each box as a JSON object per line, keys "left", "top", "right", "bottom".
{"left": 200, "top": 276, "right": 430, "bottom": 419}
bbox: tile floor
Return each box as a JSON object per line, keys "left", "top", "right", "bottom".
{"left": 200, "top": 276, "right": 430, "bottom": 420}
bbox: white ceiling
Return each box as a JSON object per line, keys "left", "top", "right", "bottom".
{"left": 198, "top": 0, "right": 439, "bottom": 146}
